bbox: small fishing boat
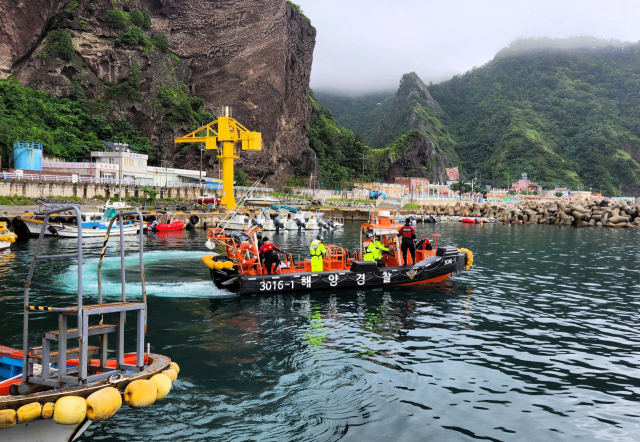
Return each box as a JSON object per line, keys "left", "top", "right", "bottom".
{"left": 202, "top": 210, "right": 473, "bottom": 296}
{"left": 55, "top": 207, "right": 146, "bottom": 238}
{"left": 0, "top": 206, "right": 179, "bottom": 441}
{"left": 0, "top": 222, "right": 17, "bottom": 250}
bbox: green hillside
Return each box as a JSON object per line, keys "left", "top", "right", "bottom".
{"left": 429, "top": 37, "right": 640, "bottom": 194}
{"left": 314, "top": 91, "right": 394, "bottom": 145}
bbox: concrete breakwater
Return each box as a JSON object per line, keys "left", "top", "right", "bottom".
{"left": 421, "top": 198, "right": 640, "bottom": 228}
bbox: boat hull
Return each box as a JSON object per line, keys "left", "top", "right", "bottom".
{"left": 211, "top": 251, "right": 467, "bottom": 296}
{"left": 0, "top": 241, "right": 10, "bottom": 250}
{"left": 55, "top": 225, "right": 143, "bottom": 238}
{"left": 1, "top": 417, "right": 91, "bottom": 442}
{"left": 18, "top": 219, "right": 62, "bottom": 237}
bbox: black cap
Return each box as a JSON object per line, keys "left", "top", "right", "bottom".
{"left": 263, "top": 237, "right": 269, "bottom": 241}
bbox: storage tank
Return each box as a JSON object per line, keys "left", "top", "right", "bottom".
{"left": 12, "top": 142, "right": 43, "bottom": 171}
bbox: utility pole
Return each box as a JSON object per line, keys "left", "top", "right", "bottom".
{"left": 362, "top": 153, "right": 365, "bottom": 183}
{"left": 199, "top": 146, "right": 203, "bottom": 190}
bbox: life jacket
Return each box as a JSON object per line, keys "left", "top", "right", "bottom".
{"left": 310, "top": 239, "right": 325, "bottom": 258}
{"left": 399, "top": 225, "right": 416, "bottom": 245}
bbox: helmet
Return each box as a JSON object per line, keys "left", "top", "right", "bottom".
{"left": 366, "top": 232, "right": 373, "bottom": 238}
{"left": 316, "top": 235, "right": 323, "bottom": 241}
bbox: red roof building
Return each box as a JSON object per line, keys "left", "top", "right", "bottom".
{"left": 394, "top": 177, "right": 430, "bottom": 191}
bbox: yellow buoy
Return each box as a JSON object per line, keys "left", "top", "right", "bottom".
{"left": 163, "top": 368, "right": 178, "bottom": 382}
{"left": 0, "top": 409, "right": 16, "bottom": 429}
{"left": 223, "top": 260, "right": 234, "bottom": 269}
{"left": 86, "top": 387, "right": 122, "bottom": 422}
{"left": 149, "top": 373, "right": 172, "bottom": 400}
{"left": 17, "top": 402, "right": 42, "bottom": 423}
{"left": 202, "top": 255, "right": 216, "bottom": 269}
{"left": 169, "top": 361, "right": 180, "bottom": 373}
{"left": 214, "top": 261, "right": 224, "bottom": 270}
{"left": 123, "top": 380, "right": 157, "bottom": 408}
{"left": 53, "top": 396, "right": 86, "bottom": 425}
{"left": 42, "top": 402, "right": 55, "bottom": 419}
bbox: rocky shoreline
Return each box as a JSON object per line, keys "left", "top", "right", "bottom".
{"left": 421, "top": 198, "right": 640, "bottom": 229}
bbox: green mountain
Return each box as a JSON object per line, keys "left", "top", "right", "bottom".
{"left": 314, "top": 91, "right": 394, "bottom": 144}
{"left": 429, "top": 37, "right": 640, "bottom": 194}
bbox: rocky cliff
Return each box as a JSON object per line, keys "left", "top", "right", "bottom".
{"left": 370, "top": 72, "right": 458, "bottom": 182}
{"left": 0, "top": 0, "right": 316, "bottom": 183}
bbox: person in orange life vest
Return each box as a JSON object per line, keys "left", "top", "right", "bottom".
{"left": 259, "top": 237, "right": 286, "bottom": 274}
{"left": 397, "top": 217, "right": 417, "bottom": 265}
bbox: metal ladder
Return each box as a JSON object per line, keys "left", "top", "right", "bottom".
{"left": 22, "top": 205, "right": 148, "bottom": 388}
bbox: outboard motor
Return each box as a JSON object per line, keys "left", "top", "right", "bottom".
{"left": 318, "top": 220, "right": 326, "bottom": 230}
{"left": 326, "top": 219, "right": 335, "bottom": 229}
{"left": 295, "top": 217, "right": 306, "bottom": 232}
{"left": 274, "top": 217, "right": 284, "bottom": 234}
{"left": 251, "top": 218, "right": 262, "bottom": 227}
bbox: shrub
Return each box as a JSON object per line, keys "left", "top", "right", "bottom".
{"left": 121, "top": 25, "right": 146, "bottom": 46}
{"left": 155, "top": 32, "right": 169, "bottom": 52}
{"left": 234, "top": 169, "right": 247, "bottom": 187}
{"left": 142, "top": 11, "right": 152, "bottom": 30}
{"left": 49, "top": 30, "right": 75, "bottom": 62}
{"left": 103, "top": 8, "right": 126, "bottom": 30}
{"left": 130, "top": 9, "right": 144, "bottom": 27}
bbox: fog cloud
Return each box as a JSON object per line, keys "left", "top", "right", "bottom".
{"left": 295, "top": 0, "right": 640, "bottom": 94}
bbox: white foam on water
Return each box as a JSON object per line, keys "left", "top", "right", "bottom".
{"left": 53, "top": 250, "right": 234, "bottom": 299}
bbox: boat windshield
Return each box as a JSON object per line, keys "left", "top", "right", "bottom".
{"left": 103, "top": 208, "right": 118, "bottom": 220}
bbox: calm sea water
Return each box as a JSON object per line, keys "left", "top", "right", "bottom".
{"left": 1, "top": 222, "right": 639, "bottom": 441}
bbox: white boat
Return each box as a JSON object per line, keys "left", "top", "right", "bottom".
{"left": 0, "top": 221, "right": 17, "bottom": 250}
{"left": 218, "top": 214, "right": 253, "bottom": 231}
{"left": 301, "top": 211, "right": 325, "bottom": 230}
{"left": 54, "top": 205, "right": 146, "bottom": 238}
{"left": 255, "top": 210, "right": 282, "bottom": 231}
{"left": 284, "top": 213, "right": 308, "bottom": 230}
{"left": 242, "top": 196, "right": 281, "bottom": 206}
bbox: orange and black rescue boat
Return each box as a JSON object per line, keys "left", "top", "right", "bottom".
{"left": 202, "top": 210, "right": 473, "bottom": 295}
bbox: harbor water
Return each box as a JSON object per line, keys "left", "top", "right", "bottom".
{"left": 0, "top": 222, "right": 639, "bottom": 441}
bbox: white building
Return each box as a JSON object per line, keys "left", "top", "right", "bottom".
{"left": 143, "top": 166, "right": 206, "bottom": 187}
{"left": 91, "top": 142, "right": 148, "bottom": 183}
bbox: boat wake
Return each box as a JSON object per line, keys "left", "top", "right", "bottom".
{"left": 53, "top": 250, "right": 232, "bottom": 299}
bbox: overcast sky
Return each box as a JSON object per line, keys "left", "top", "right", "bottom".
{"left": 295, "top": 0, "right": 640, "bottom": 94}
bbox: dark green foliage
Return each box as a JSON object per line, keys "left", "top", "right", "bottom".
{"left": 155, "top": 33, "right": 169, "bottom": 53}
{"left": 142, "top": 11, "right": 152, "bottom": 31}
{"left": 555, "top": 192, "right": 563, "bottom": 197}
{"left": 429, "top": 38, "right": 640, "bottom": 194}
{"left": 49, "top": 30, "right": 75, "bottom": 62}
{"left": 120, "top": 26, "right": 146, "bottom": 46}
{"left": 286, "top": 1, "right": 309, "bottom": 21}
{"left": 234, "top": 169, "right": 248, "bottom": 186}
{"left": 0, "top": 78, "right": 152, "bottom": 166}
{"left": 449, "top": 178, "right": 471, "bottom": 199}
{"left": 103, "top": 8, "right": 126, "bottom": 30}
{"left": 155, "top": 84, "right": 214, "bottom": 127}
{"left": 65, "top": 1, "right": 80, "bottom": 13}
{"left": 130, "top": 9, "right": 144, "bottom": 27}
{"left": 315, "top": 90, "right": 394, "bottom": 145}
{"left": 307, "top": 94, "right": 377, "bottom": 188}
{"left": 107, "top": 59, "right": 141, "bottom": 101}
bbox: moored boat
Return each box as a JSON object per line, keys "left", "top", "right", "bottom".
{"left": 0, "top": 206, "right": 179, "bottom": 441}
{"left": 0, "top": 222, "right": 17, "bottom": 250}
{"left": 202, "top": 210, "right": 473, "bottom": 296}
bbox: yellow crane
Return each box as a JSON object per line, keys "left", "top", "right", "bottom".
{"left": 174, "top": 114, "right": 261, "bottom": 209}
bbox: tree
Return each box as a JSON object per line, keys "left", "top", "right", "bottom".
{"left": 155, "top": 33, "right": 169, "bottom": 53}
{"left": 103, "top": 8, "right": 126, "bottom": 30}
{"left": 555, "top": 192, "right": 563, "bottom": 198}
{"left": 142, "top": 11, "right": 152, "bottom": 31}
{"left": 141, "top": 187, "right": 159, "bottom": 203}
{"left": 449, "top": 178, "right": 471, "bottom": 200}
{"left": 121, "top": 26, "right": 146, "bottom": 46}
{"left": 49, "top": 30, "right": 75, "bottom": 62}
{"left": 131, "top": 9, "right": 144, "bottom": 27}
{"left": 234, "top": 169, "right": 248, "bottom": 187}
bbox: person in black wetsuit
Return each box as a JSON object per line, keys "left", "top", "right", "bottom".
{"left": 259, "top": 237, "right": 286, "bottom": 274}
{"left": 397, "top": 217, "right": 417, "bottom": 265}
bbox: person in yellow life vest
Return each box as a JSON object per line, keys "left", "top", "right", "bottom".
{"left": 310, "top": 234, "right": 327, "bottom": 272}
{"left": 363, "top": 233, "right": 389, "bottom": 265}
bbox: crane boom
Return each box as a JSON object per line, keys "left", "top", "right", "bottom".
{"left": 175, "top": 116, "right": 262, "bottom": 209}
